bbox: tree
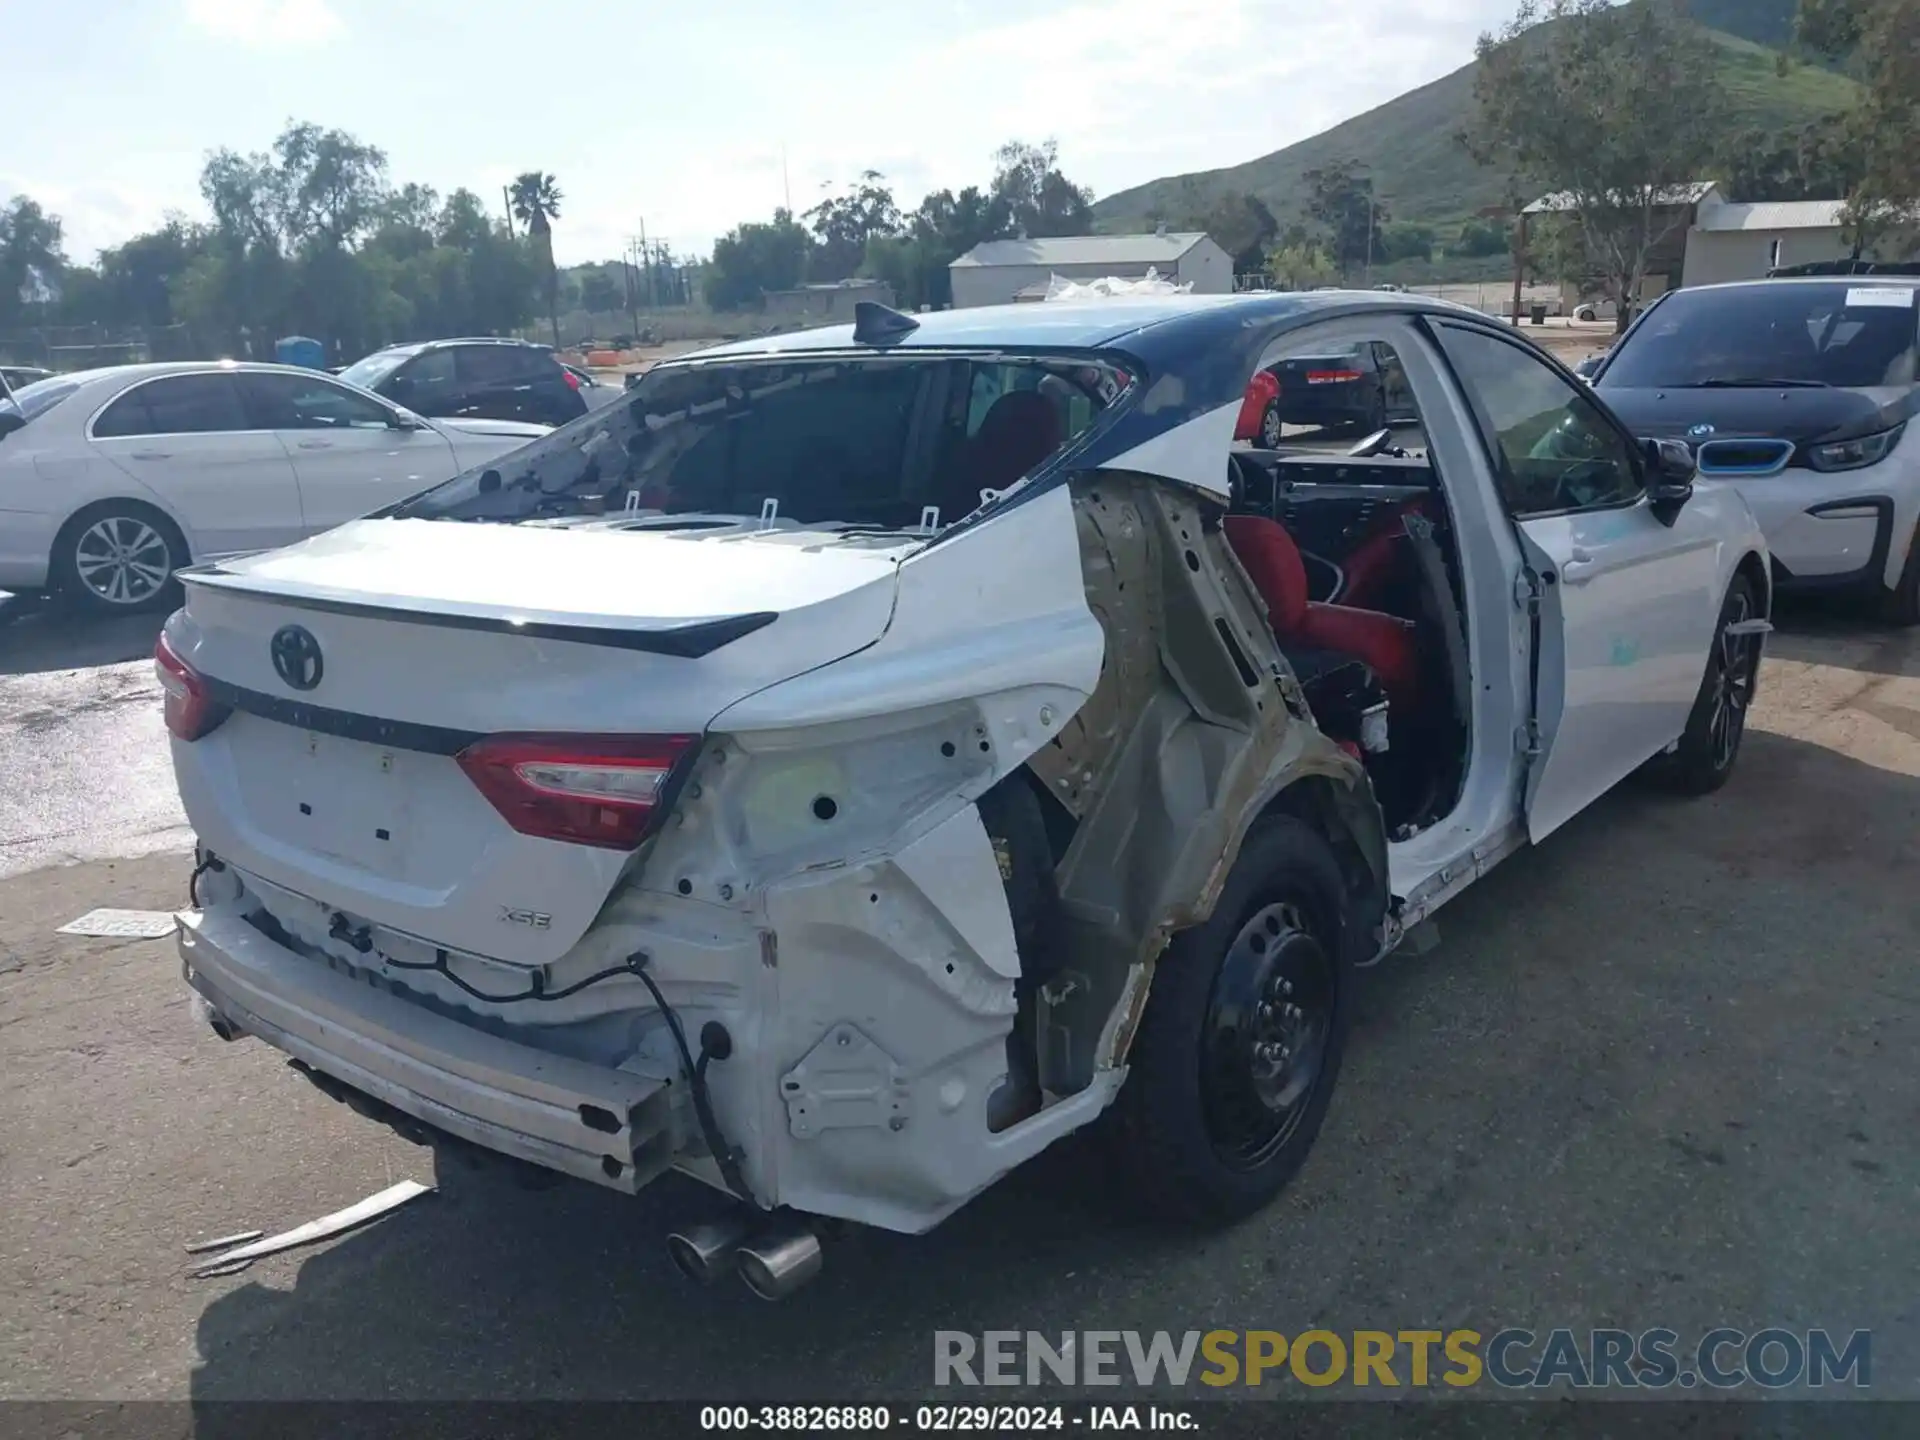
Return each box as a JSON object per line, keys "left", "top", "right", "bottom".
{"left": 868, "top": 184, "right": 1015, "bottom": 309}
{"left": 1266, "top": 240, "right": 1337, "bottom": 291}
{"left": 1717, "top": 114, "right": 1862, "bottom": 202}
{"left": 509, "top": 171, "right": 564, "bottom": 346}
{"left": 805, "top": 170, "right": 902, "bottom": 281}
{"left": 1376, "top": 221, "right": 1438, "bottom": 265}
{"left": 0, "top": 196, "right": 68, "bottom": 329}
{"left": 990, "top": 140, "right": 1094, "bottom": 238}
{"left": 1452, "top": 217, "right": 1513, "bottom": 257}
{"left": 1466, "top": 0, "right": 1730, "bottom": 330}
{"left": 1304, "top": 161, "right": 1388, "bottom": 276}
{"left": 1198, "top": 192, "right": 1280, "bottom": 272}
{"left": 96, "top": 217, "right": 210, "bottom": 328}
{"left": 704, "top": 209, "right": 813, "bottom": 311}
{"left": 1796, "top": 0, "right": 1920, "bottom": 252}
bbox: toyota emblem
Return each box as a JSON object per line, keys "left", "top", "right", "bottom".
{"left": 270, "top": 624, "right": 324, "bottom": 691}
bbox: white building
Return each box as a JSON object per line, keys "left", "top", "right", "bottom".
{"left": 1681, "top": 193, "right": 1857, "bottom": 286}
{"left": 948, "top": 231, "right": 1233, "bottom": 309}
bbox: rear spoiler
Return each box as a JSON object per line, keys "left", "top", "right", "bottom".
{"left": 176, "top": 564, "right": 777, "bottom": 659}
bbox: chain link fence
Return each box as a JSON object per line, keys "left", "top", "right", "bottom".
{"left": 0, "top": 323, "right": 199, "bottom": 371}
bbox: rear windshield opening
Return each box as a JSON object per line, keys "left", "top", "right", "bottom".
{"left": 0, "top": 375, "right": 82, "bottom": 431}
{"left": 389, "top": 353, "right": 1132, "bottom": 531}
{"left": 1604, "top": 283, "right": 1920, "bottom": 389}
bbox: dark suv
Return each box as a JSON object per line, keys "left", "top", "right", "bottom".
{"left": 338, "top": 338, "right": 588, "bottom": 427}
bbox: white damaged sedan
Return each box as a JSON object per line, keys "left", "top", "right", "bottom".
{"left": 163, "top": 294, "right": 1771, "bottom": 1299}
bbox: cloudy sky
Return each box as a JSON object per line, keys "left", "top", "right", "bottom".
{"left": 5, "top": 0, "right": 1519, "bottom": 268}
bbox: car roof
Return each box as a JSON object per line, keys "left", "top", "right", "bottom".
{"left": 23, "top": 360, "right": 396, "bottom": 391}
{"left": 1690, "top": 274, "right": 1920, "bottom": 295}
{"left": 683, "top": 290, "right": 1478, "bottom": 363}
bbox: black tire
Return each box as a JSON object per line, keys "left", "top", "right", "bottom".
{"left": 1258, "top": 400, "right": 1284, "bottom": 449}
{"left": 1658, "top": 574, "right": 1762, "bottom": 796}
{"left": 51, "top": 501, "right": 187, "bottom": 616}
{"left": 1102, "top": 816, "right": 1357, "bottom": 1225}
{"left": 1879, "top": 526, "right": 1920, "bottom": 627}
{"left": 1364, "top": 388, "right": 1389, "bottom": 435}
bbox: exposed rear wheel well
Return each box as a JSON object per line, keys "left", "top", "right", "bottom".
{"left": 1252, "top": 774, "right": 1389, "bottom": 964}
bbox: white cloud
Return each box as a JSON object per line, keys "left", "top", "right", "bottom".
{"left": 183, "top": 0, "right": 343, "bottom": 47}
{"left": 546, "top": 0, "right": 1506, "bottom": 264}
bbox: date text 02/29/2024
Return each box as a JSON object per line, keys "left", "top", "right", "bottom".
{"left": 699, "top": 1405, "right": 1195, "bottom": 1431}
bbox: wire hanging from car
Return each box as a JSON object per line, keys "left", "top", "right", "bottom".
{"left": 628, "top": 956, "right": 763, "bottom": 1211}
{"left": 368, "top": 931, "right": 762, "bottom": 1210}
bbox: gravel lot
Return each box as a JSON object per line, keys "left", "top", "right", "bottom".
{"left": 0, "top": 600, "right": 1915, "bottom": 1404}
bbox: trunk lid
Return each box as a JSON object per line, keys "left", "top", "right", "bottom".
{"left": 169, "top": 516, "right": 910, "bottom": 965}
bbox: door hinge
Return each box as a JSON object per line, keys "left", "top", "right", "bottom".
{"left": 1513, "top": 568, "right": 1544, "bottom": 613}
{"left": 1514, "top": 717, "right": 1542, "bottom": 759}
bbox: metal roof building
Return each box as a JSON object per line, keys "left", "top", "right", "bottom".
{"left": 948, "top": 231, "right": 1232, "bottom": 309}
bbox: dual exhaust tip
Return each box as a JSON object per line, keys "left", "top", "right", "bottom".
{"left": 667, "top": 1214, "right": 822, "bottom": 1301}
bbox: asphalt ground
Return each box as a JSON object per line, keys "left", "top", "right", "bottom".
{"left": 0, "top": 592, "right": 1915, "bottom": 1407}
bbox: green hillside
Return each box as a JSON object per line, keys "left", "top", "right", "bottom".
{"left": 1092, "top": 20, "right": 1857, "bottom": 235}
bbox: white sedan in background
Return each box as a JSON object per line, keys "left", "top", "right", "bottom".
{"left": 0, "top": 361, "right": 549, "bottom": 613}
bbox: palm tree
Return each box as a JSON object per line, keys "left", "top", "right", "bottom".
{"left": 509, "top": 171, "right": 563, "bottom": 347}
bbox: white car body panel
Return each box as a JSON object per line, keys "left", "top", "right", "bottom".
{"left": 1717, "top": 427, "right": 1920, "bottom": 587}
{"left": 1515, "top": 485, "right": 1752, "bottom": 842}
{"left": 89, "top": 427, "right": 306, "bottom": 558}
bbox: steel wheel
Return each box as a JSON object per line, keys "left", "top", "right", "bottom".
{"left": 71, "top": 515, "right": 174, "bottom": 608}
{"left": 1259, "top": 402, "right": 1284, "bottom": 449}
{"left": 1200, "top": 899, "right": 1337, "bottom": 1172}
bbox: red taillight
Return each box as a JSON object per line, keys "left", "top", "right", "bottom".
{"left": 1234, "top": 370, "right": 1281, "bottom": 442}
{"left": 562, "top": 367, "right": 581, "bottom": 390}
{"left": 1306, "top": 369, "right": 1363, "bottom": 385}
{"left": 456, "top": 733, "right": 697, "bottom": 849}
{"left": 154, "top": 632, "right": 231, "bottom": 742}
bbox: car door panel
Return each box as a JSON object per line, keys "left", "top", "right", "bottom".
{"left": 452, "top": 346, "right": 537, "bottom": 422}
{"left": 1430, "top": 320, "right": 1722, "bottom": 842}
{"left": 87, "top": 374, "right": 304, "bottom": 557}
{"left": 1514, "top": 500, "right": 1722, "bottom": 837}
{"left": 238, "top": 372, "right": 459, "bottom": 533}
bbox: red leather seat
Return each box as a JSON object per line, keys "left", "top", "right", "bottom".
{"left": 935, "top": 390, "right": 1064, "bottom": 520}
{"left": 1338, "top": 497, "right": 1432, "bottom": 611}
{"left": 1223, "top": 514, "right": 1418, "bottom": 713}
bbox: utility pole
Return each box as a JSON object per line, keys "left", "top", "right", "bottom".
{"left": 639, "top": 218, "right": 653, "bottom": 309}
{"left": 782, "top": 147, "right": 792, "bottom": 215}
{"left": 1364, "top": 194, "right": 1375, "bottom": 285}
{"left": 502, "top": 186, "right": 516, "bottom": 240}
{"left": 625, "top": 237, "right": 642, "bottom": 337}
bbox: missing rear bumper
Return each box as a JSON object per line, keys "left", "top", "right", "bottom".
{"left": 178, "top": 905, "right": 678, "bottom": 1195}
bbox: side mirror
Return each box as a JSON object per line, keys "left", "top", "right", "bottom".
{"left": 0, "top": 409, "right": 23, "bottom": 440}
{"left": 1643, "top": 437, "right": 1695, "bottom": 521}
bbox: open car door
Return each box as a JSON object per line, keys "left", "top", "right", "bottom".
{"left": 1426, "top": 318, "right": 1722, "bottom": 845}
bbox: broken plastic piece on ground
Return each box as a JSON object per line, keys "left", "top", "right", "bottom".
{"left": 184, "top": 1229, "right": 265, "bottom": 1255}
{"left": 57, "top": 909, "right": 177, "bottom": 939}
{"left": 188, "top": 1179, "right": 433, "bottom": 1278}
